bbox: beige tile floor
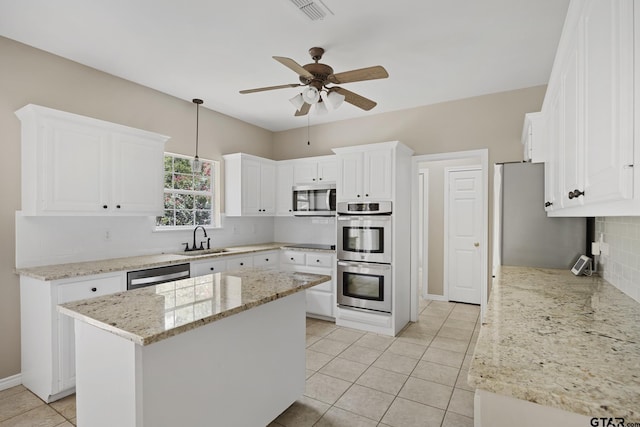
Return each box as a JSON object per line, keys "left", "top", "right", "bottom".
{"left": 0, "top": 299, "right": 478, "bottom": 427}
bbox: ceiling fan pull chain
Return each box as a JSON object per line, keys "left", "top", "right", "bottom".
{"left": 307, "top": 114, "right": 310, "bottom": 145}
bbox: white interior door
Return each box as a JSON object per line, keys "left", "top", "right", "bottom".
{"left": 446, "top": 168, "right": 482, "bottom": 304}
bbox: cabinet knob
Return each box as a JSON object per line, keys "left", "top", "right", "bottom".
{"left": 365, "top": 194, "right": 369, "bottom": 197}
{"left": 568, "top": 189, "right": 584, "bottom": 199}
{"left": 357, "top": 194, "right": 361, "bottom": 198}
{"left": 116, "top": 205, "right": 121, "bottom": 209}
{"left": 240, "top": 262, "right": 244, "bottom": 266}
{"left": 210, "top": 267, "right": 215, "bottom": 271}
{"left": 312, "top": 178, "right": 316, "bottom": 181}
{"left": 91, "top": 287, "right": 97, "bottom": 292}
{"left": 544, "top": 201, "right": 553, "bottom": 208}
{"left": 265, "top": 258, "right": 269, "bottom": 262}
{"left": 289, "top": 209, "right": 292, "bottom": 212}
{"left": 103, "top": 205, "right": 108, "bottom": 209}
{"left": 290, "top": 257, "right": 294, "bottom": 261}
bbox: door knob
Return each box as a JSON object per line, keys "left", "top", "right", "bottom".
{"left": 474, "top": 242, "right": 480, "bottom": 247}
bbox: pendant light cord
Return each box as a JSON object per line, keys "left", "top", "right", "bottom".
{"left": 307, "top": 114, "right": 310, "bottom": 145}
{"left": 195, "top": 102, "right": 200, "bottom": 157}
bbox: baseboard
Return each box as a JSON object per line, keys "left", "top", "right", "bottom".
{"left": 425, "top": 294, "right": 448, "bottom": 302}
{"left": 0, "top": 373, "right": 22, "bottom": 391}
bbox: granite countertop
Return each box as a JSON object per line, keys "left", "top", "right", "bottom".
{"left": 469, "top": 266, "right": 640, "bottom": 420}
{"left": 58, "top": 267, "right": 330, "bottom": 346}
{"left": 17, "top": 242, "right": 336, "bottom": 281}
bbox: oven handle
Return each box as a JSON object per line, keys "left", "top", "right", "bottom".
{"left": 337, "top": 261, "right": 392, "bottom": 270}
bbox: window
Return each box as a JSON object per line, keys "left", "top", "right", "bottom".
{"left": 156, "top": 153, "right": 219, "bottom": 229}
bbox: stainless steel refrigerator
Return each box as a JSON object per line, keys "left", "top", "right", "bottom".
{"left": 493, "top": 162, "right": 586, "bottom": 273}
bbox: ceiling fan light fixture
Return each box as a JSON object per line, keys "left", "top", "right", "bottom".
{"left": 315, "top": 99, "right": 328, "bottom": 115}
{"left": 289, "top": 93, "right": 305, "bottom": 110}
{"left": 302, "top": 86, "right": 320, "bottom": 104}
{"left": 327, "top": 90, "right": 346, "bottom": 109}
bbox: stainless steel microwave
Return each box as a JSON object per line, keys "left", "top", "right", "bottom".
{"left": 292, "top": 184, "right": 336, "bottom": 216}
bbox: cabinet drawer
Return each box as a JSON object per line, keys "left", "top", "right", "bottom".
{"left": 281, "top": 251, "right": 306, "bottom": 265}
{"left": 57, "top": 274, "right": 123, "bottom": 304}
{"left": 191, "top": 259, "right": 227, "bottom": 277}
{"left": 253, "top": 252, "right": 278, "bottom": 268}
{"left": 227, "top": 257, "right": 253, "bottom": 270}
{"left": 305, "top": 253, "right": 334, "bottom": 268}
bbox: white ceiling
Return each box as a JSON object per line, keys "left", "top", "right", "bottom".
{"left": 0, "top": 0, "right": 569, "bottom": 132}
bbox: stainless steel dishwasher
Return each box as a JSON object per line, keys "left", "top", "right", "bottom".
{"left": 127, "top": 263, "right": 191, "bottom": 290}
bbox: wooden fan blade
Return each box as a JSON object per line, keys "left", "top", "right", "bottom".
{"left": 328, "top": 66, "right": 389, "bottom": 84}
{"left": 294, "top": 102, "right": 311, "bottom": 117}
{"left": 332, "top": 87, "right": 377, "bottom": 111}
{"left": 239, "top": 83, "right": 301, "bottom": 94}
{"left": 273, "top": 56, "right": 314, "bottom": 80}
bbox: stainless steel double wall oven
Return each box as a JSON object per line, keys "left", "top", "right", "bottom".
{"left": 336, "top": 201, "right": 392, "bottom": 313}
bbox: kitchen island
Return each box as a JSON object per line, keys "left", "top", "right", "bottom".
{"left": 58, "top": 268, "right": 331, "bottom": 427}
{"left": 469, "top": 266, "right": 640, "bottom": 426}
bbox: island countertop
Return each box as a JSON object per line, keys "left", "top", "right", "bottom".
{"left": 58, "top": 268, "right": 330, "bottom": 346}
{"left": 469, "top": 266, "right": 640, "bottom": 420}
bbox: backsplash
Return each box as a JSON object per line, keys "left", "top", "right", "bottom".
{"left": 273, "top": 216, "right": 336, "bottom": 246}
{"left": 595, "top": 216, "right": 640, "bottom": 303}
{"left": 15, "top": 214, "right": 275, "bottom": 268}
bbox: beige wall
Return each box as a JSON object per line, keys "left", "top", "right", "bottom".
{"left": 272, "top": 86, "right": 545, "bottom": 161}
{"left": 0, "top": 36, "right": 272, "bottom": 379}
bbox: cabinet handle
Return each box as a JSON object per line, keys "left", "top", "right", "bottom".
{"left": 103, "top": 205, "right": 108, "bottom": 209}
{"left": 544, "top": 202, "right": 553, "bottom": 208}
{"left": 91, "top": 287, "right": 97, "bottom": 292}
{"left": 568, "top": 191, "right": 574, "bottom": 200}
{"left": 116, "top": 205, "right": 121, "bottom": 209}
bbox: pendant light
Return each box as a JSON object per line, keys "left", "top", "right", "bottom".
{"left": 191, "top": 98, "right": 204, "bottom": 173}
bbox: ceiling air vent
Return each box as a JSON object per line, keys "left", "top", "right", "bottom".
{"left": 288, "top": 0, "right": 334, "bottom": 21}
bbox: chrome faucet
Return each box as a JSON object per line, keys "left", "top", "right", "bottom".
{"left": 184, "top": 226, "right": 210, "bottom": 251}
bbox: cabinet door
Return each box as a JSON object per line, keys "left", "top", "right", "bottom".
{"left": 363, "top": 148, "right": 393, "bottom": 200}
{"left": 544, "top": 90, "right": 561, "bottom": 212}
{"left": 42, "top": 120, "right": 109, "bottom": 213}
{"left": 111, "top": 134, "right": 165, "bottom": 215}
{"left": 241, "top": 158, "right": 262, "bottom": 215}
{"left": 259, "top": 162, "right": 276, "bottom": 214}
{"left": 306, "top": 290, "right": 333, "bottom": 318}
{"left": 582, "top": 0, "right": 634, "bottom": 205}
{"left": 293, "top": 162, "right": 318, "bottom": 184}
{"left": 558, "top": 26, "right": 584, "bottom": 209}
{"left": 337, "top": 152, "right": 363, "bottom": 201}
{"left": 317, "top": 159, "right": 337, "bottom": 182}
{"left": 56, "top": 274, "right": 123, "bottom": 393}
{"left": 276, "top": 163, "right": 294, "bottom": 216}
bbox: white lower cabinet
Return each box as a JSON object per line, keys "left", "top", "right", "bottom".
{"left": 280, "top": 250, "right": 335, "bottom": 319}
{"left": 20, "top": 272, "right": 125, "bottom": 402}
{"left": 190, "top": 251, "right": 280, "bottom": 277}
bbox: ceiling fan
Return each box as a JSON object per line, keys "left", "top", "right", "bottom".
{"left": 239, "top": 47, "right": 389, "bottom": 116}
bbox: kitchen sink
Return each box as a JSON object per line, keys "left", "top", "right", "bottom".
{"left": 173, "top": 248, "right": 229, "bottom": 257}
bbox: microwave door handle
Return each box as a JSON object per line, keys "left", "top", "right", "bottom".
{"left": 326, "top": 189, "right": 331, "bottom": 211}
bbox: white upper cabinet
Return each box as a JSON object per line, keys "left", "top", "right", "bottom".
{"left": 334, "top": 144, "right": 394, "bottom": 202}
{"left": 292, "top": 155, "right": 337, "bottom": 184}
{"left": 581, "top": 0, "right": 634, "bottom": 205}
{"left": 521, "top": 112, "right": 547, "bottom": 163}
{"left": 223, "top": 153, "right": 276, "bottom": 216}
{"left": 276, "top": 161, "right": 294, "bottom": 216}
{"left": 538, "top": 0, "right": 639, "bottom": 216}
{"left": 15, "top": 104, "right": 168, "bottom": 216}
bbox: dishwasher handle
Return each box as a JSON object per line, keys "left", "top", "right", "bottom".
{"left": 127, "top": 263, "right": 191, "bottom": 290}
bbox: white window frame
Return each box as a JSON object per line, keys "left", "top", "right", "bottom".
{"left": 155, "top": 152, "right": 221, "bottom": 231}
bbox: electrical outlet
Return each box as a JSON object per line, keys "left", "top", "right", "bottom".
{"left": 104, "top": 230, "right": 111, "bottom": 241}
